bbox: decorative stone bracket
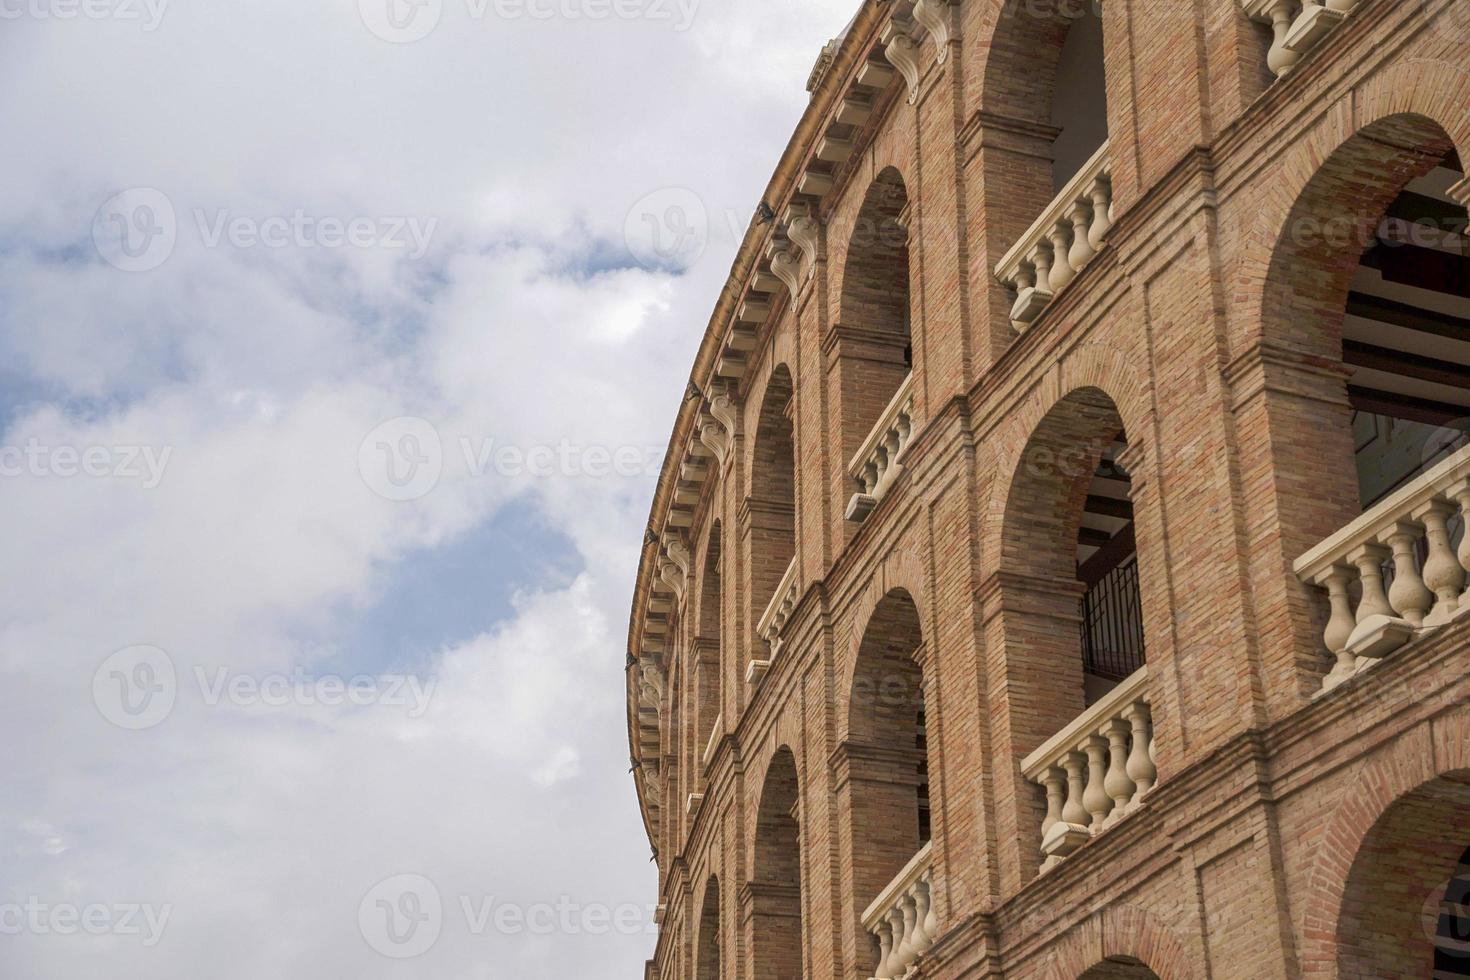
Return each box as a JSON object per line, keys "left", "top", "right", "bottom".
{"left": 1242, "top": 0, "right": 1360, "bottom": 79}
{"left": 698, "top": 386, "right": 739, "bottom": 469}
{"left": 1294, "top": 444, "right": 1470, "bottom": 692}
{"left": 1020, "top": 667, "right": 1156, "bottom": 872}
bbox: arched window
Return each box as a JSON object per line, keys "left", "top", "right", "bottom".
{"left": 751, "top": 748, "right": 803, "bottom": 980}
{"left": 1004, "top": 388, "right": 1143, "bottom": 714}
{"left": 846, "top": 590, "right": 936, "bottom": 977}
{"left": 750, "top": 366, "right": 797, "bottom": 647}
{"left": 695, "top": 522, "right": 722, "bottom": 768}
{"left": 1263, "top": 114, "right": 1470, "bottom": 689}
{"left": 840, "top": 170, "right": 916, "bottom": 522}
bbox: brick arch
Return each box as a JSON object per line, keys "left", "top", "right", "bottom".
{"left": 1300, "top": 705, "right": 1470, "bottom": 977}
{"left": 1041, "top": 904, "right": 1197, "bottom": 980}
{"left": 742, "top": 357, "right": 795, "bottom": 481}
{"left": 828, "top": 163, "right": 914, "bottom": 318}
{"left": 750, "top": 743, "right": 804, "bottom": 980}
{"left": 1233, "top": 57, "right": 1470, "bottom": 353}
{"left": 981, "top": 345, "right": 1152, "bottom": 566}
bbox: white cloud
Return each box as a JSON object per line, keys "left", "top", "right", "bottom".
{"left": 0, "top": 0, "right": 859, "bottom": 975}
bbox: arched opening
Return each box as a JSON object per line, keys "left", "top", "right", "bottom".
{"left": 839, "top": 170, "right": 916, "bottom": 523}
{"left": 696, "top": 522, "right": 722, "bottom": 768}
{"left": 846, "top": 589, "right": 933, "bottom": 974}
{"left": 1334, "top": 772, "right": 1470, "bottom": 977}
{"left": 695, "top": 876, "right": 722, "bottom": 980}
{"left": 847, "top": 590, "right": 929, "bottom": 891}
{"left": 752, "top": 748, "right": 803, "bottom": 980}
{"left": 1261, "top": 114, "right": 1469, "bottom": 684}
{"left": 1004, "top": 387, "right": 1143, "bottom": 716}
{"left": 840, "top": 168, "right": 912, "bottom": 439}
{"left": 750, "top": 366, "right": 797, "bottom": 642}
{"left": 982, "top": 1, "right": 1110, "bottom": 192}
{"left": 1266, "top": 115, "right": 1469, "bottom": 514}
{"left": 1077, "top": 957, "right": 1161, "bottom": 980}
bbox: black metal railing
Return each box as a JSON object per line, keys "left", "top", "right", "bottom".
{"left": 1082, "top": 555, "right": 1145, "bottom": 683}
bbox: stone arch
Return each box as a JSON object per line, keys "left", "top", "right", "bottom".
{"left": 1301, "top": 707, "right": 1470, "bottom": 976}
{"left": 751, "top": 746, "right": 804, "bottom": 980}
{"left": 1041, "top": 904, "right": 1196, "bottom": 980}
{"left": 695, "top": 874, "right": 722, "bottom": 980}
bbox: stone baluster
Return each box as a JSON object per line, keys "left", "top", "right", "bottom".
{"left": 1318, "top": 563, "right": 1358, "bottom": 687}
{"left": 921, "top": 871, "right": 938, "bottom": 945}
{"left": 1123, "top": 702, "right": 1156, "bottom": 806}
{"left": 1416, "top": 499, "right": 1465, "bottom": 626}
{"left": 1082, "top": 735, "right": 1113, "bottom": 829}
{"left": 1030, "top": 243, "right": 1055, "bottom": 303}
{"left": 1262, "top": 0, "right": 1302, "bottom": 77}
{"left": 1383, "top": 521, "right": 1434, "bottom": 627}
{"left": 1455, "top": 481, "right": 1470, "bottom": 605}
{"left": 887, "top": 905, "right": 912, "bottom": 972}
{"left": 1101, "top": 719, "right": 1136, "bottom": 827}
{"left": 874, "top": 918, "right": 896, "bottom": 980}
{"left": 1046, "top": 224, "right": 1075, "bottom": 292}
{"left": 1061, "top": 751, "right": 1089, "bottom": 830}
{"left": 1067, "top": 198, "right": 1096, "bottom": 271}
{"left": 1088, "top": 178, "right": 1113, "bottom": 250}
{"left": 1040, "top": 768, "right": 1065, "bottom": 841}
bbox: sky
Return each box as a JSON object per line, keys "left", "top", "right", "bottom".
{"left": 0, "top": 0, "right": 856, "bottom": 975}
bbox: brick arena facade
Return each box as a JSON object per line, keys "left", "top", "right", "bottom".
{"left": 624, "top": 1, "right": 1470, "bottom": 977}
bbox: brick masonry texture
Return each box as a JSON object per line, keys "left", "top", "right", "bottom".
{"left": 626, "top": 1, "right": 1470, "bottom": 977}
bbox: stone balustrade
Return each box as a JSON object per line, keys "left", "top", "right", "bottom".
{"left": 1294, "top": 444, "right": 1470, "bottom": 693}
{"left": 1242, "top": 0, "right": 1359, "bottom": 79}
{"left": 994, "top": 142, "right": 1113, "bottom": 333}
{"left": 861, "top": 842, "right": 937, "bottom": 980}
{"left": 846, "top": 373, "right": 916, "bottom": 523}
{"left": 1020, "top": 667, "right": 1155, "bottom": 872}
{"left": 749, "top": 557, "right": 800, "bottom": 686}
